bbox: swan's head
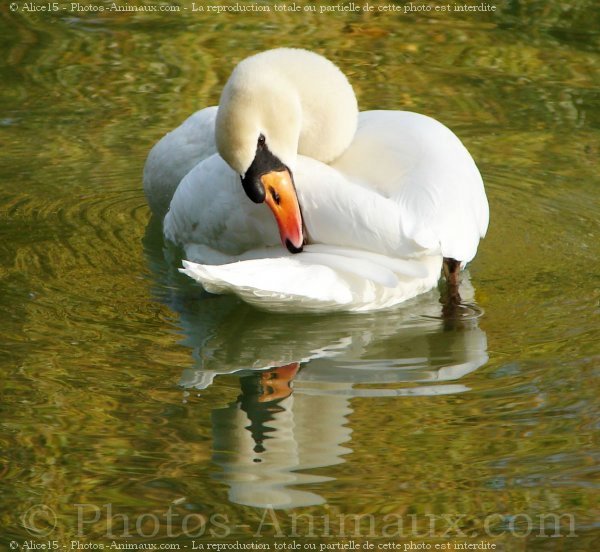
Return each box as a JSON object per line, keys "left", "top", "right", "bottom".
{"left": 215, "top": 49, "right": 358, "bottom": 254}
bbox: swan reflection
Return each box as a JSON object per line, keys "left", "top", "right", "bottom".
{"left": 177, "top": 278, "right": 487, "bottom": 509}
{"left": 211, "top": 378, "right": 352, "bottom": 509}
{"left": 144, "top": 223, "right": 488, "bottom": 509}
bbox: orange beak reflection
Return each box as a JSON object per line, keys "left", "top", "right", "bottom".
{"left": 261, "top": 169, "right": 304, "bottom": 253}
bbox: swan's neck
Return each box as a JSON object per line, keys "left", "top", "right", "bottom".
{"left": 255, "top": 49, "right": 358, "bottom": 163}
{"left": 216, "top": 49, "right": 358, "bottom": 173}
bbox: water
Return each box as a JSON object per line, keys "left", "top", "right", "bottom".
{"left": 1, "top": 1, "right": 598, "bottom": 550}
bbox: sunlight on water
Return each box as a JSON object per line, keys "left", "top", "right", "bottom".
{"left": 0, "top": 1, "right": 598, "bottom": 550}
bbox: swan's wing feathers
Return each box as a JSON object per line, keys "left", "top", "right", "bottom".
{"left": 332, "top": 111, "right": 489, "bottom": 263}
{"left": 164, "top": 154, "right": 279, "bottom": 261}
{"left": 295, "top": 157, "right": 421, "bottom": 258}
{"left": 143, "top": 107, "right": 218, "bottom": 217}
{"left": 299, "top": 252, "right": 399, "bottom": 288}
{"left": 181, "top": 257, "right": 354, "bottom": 310}
{"left": 396, "top": 141, "right": 488, "bottom": 262}
{"left": 306, "top": 244, "right": 429, "bottom": 279}
{"left": 180, "top": 247, "right": 442, "bottom": 313}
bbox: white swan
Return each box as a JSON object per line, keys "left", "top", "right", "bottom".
{"left": 143, "top": 48, "right": 489, "bottom": 312}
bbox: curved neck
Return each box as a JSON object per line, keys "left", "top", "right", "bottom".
{"left": 216, "top": 49, "right": 359, "bottom": 173}
{"left": 249, "top": 49, "right": 358, "bottom": 164}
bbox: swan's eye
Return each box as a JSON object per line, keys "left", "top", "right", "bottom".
{"left": 269, "top": 186, "right": 281, "bottom": 205}
{"left": 257, "top": 134, "right": 266, "bottom": 147}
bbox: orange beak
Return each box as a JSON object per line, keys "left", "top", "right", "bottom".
{"left": 261, "top": 169, "right": 304, "bottom": 253}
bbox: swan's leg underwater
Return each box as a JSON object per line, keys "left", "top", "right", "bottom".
{"left": 442, "top": 257, "right": 462, "bottom": 310}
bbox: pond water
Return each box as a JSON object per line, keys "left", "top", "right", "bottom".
{"left": 1, "top": 1, "right": 598, "bottom": 550}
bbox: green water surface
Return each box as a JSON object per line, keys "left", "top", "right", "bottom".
{"left": 1, "top": 1, "right": 599, "bottom": 550}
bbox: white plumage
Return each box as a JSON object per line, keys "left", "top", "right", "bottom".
{"left": 144, "top": 48, "right": 489, "bottom": 312}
